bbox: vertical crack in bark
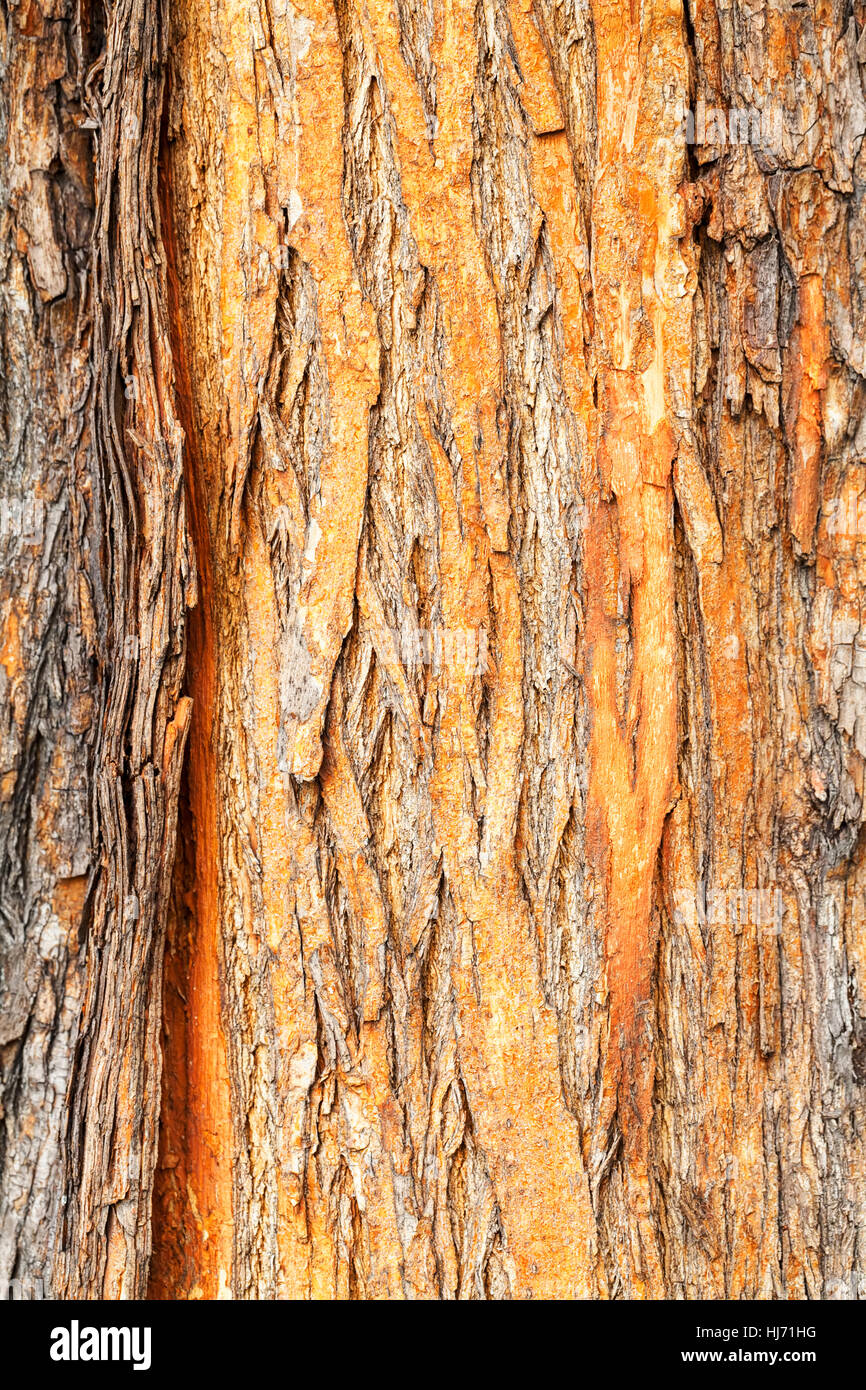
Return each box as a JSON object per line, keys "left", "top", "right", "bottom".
{"left": 149, "top": 100, "right": 234, "bottom": 1299}
{"left": 579, "top": 0, "right": 695, "bottom": 1296}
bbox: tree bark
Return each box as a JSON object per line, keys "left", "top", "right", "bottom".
{"left": 1, "top": 0, "right": 865, "bottom": 1300}
{"left": 1, "top": 0, "right": 97, "bottom": 1294}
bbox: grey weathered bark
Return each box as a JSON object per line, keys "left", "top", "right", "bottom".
{"left": 1, "top": 0, "right": 865, "bottom": 1300}
{"left": 1, "top": 0, "right": 96, "bottom": 1295}
{"left": 2, "top": 0, "right": 192, "bottom": 1298}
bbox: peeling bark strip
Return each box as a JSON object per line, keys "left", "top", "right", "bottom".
{"left": 578, "top": 0, "right": 694, "bottom": 1296}
{"left": 2, "top": 0, "right": 865, "bottom": 1299}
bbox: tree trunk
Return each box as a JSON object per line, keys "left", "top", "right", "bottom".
{"left": 1, "top": 0, "right": 865, "bottom": 1300}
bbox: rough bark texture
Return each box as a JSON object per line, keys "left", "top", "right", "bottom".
{"left": 1, "top": 0, "right": 193, "bottom": 1298}
{"left": 1, "top": 0, "right": 865, "bottom": 1299}
{"left": 1, "top": 0, "right": 96, "bottom": 1294}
